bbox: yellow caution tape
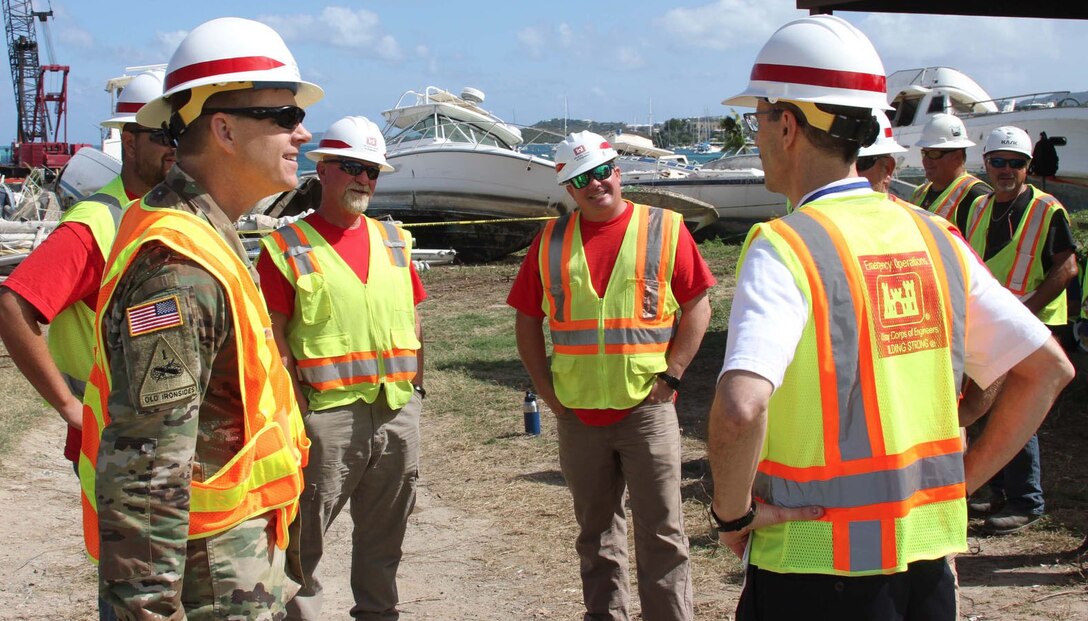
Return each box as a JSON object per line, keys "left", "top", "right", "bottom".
{"left": 237, "top": 215, "right": 560, "bottom": 236}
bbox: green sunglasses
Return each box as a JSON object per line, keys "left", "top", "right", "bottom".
{"left": 568, "top": 161, "right": 616, "bottom": 189}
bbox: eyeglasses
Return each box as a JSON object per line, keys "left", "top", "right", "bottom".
{"left": 921, "top": 149, "right": 952, "bottom": 160}
{"left": 987, "top": 156, "right": 1028, "bottom": 170}
{"left": 325, "top": 159, "right": 381, "bottom": 180}
{"left": 202, "top": 105, "right": 307, "bottom": 131}
{"left": 568, "top": 161, "right": 615, "bottom": 189}
{"left": 742, "top": 109, "right": 782, "bottom": 133}
{"left": 855, "top": 155, "right": 881, "bottom": 172}
{"left": 128, "top": 127, "right": 173, "bottom": 147}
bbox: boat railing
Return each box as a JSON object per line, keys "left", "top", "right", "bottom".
{"left": 961, "top": 91, "right": 1086, "bottom": 115}
{"left": 385, "top": 116, "right": 566, "bottom": 160}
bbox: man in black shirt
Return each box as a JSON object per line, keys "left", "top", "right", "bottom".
{"left": 962, "top": 126, "right": 1078, "bottom": 535}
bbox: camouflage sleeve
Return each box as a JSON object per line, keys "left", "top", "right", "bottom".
{"left": 96, "top": 243, "right": 229, "bottom": 617}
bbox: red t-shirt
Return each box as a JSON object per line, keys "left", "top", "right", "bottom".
{"left": 506, "top": 202, "right": 716, "bottom": 426}
{"left": 257, "top": 212, "right": 427, "bottom": 318}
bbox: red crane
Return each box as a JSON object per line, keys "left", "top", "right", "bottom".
{"left": 2, "top": 0, "right": 88, "bottom": 175}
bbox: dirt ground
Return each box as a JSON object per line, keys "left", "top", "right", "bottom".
{"left": 2, "top": 257, "right": 1088, "bottom": 619}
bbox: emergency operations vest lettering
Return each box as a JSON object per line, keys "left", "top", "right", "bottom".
{"left": 48, "top": 175, "right": 129, "bottom": 396}
{"left": 912, "top": 173, "right": 986, "bottom": 224}
{"left": 539, "top": 203, "right": 681, "bottom": 409}
{"left": 80, "top": 202, "right": 310, "bottom": 562}
{"left": 743, "top": 192, "right": 968, "bottom": 576}
{"left": 964, "top": 185, "right": 1068, "bottom": 325}
{"left": 262, "top": 218, "right": 419, "bottom": 411}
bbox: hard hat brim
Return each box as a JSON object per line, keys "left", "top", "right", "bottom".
{"left": 136, "top": 80, "right": 324, "bottom": 128}
{"left": 305, "top": 148, "right": 395, "bottom": 172}
{"left": 100, "top": 114, "right": 139, "bottom": 129}
{"left": 914, "top": 139, "right": 976, "bottom": 149}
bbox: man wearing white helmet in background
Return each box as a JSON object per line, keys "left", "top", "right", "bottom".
{"left": 960, "top": 126, "right": 1078, "bottom": 536}
{"left": 856, "top": 109, "right": 907, "bottom": 198}
{"left": 911, "top": 113, "right": 991, "bottom": 232}
{"left": 508, "top": 130, "right": 714, "bottom": 620}
{"left": 256, "top": 116, "right": 426, "bottom": 620}
{"left": 0, "top": 67, "right": 170, "bottom": 621}
{"left": 708, "top": 15, "right": 1071, "bottom": 619}
{"left": 78, "top": 18, "right": 316, "bottom": 619}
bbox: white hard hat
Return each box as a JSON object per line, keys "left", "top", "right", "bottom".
{"left": 914, "top": 113, "right": 975, "bottom": 150}
{"left": 723, "top": 15, "right": 891, "bottom": 111}
{"left": 983, "top": 126, "right": 1033, "bottom": 158}
{"left": 306, "top": 116, "right": 394, "bottom": 172}
{"left": 101, "top": 69, "right": 165, "bottom": 129}
{"left": 555, "top": 131, "right": 618, "bottom": 184}
{"left": 858, "top": 110, "right": 906, "bottom": 157}
{"left": 137, "top": 17, "right": 324, "bottom": 130}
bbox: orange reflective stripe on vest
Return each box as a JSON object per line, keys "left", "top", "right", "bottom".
{"left": 80, "top": 203, "right": 308, "bottom": 562}
{"left": 756, "top": 204, "right": 967, "bottom": 574}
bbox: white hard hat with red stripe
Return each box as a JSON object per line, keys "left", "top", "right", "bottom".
{"left": 858, "top": 110, "right": 906, "bottom": 157}
{"left": 101, "top": 69, "right": 165, "bottom": 129}
{"left": 554, "top": 131, "right": 619, "bottom": 184}
{"left": 915, "top": 113, "right": 975, "bottom": 150}
{"left": 983, "top": 126, "right": 1033, "bottom": 158}
{"left": 723, "top": 15, "right": 891, "bottom": 111}
{"left": 306, "top": 116, "right": 394, "bottom": 172}
{"left": 136, "top": 17, "right": 323, "bottom": 131}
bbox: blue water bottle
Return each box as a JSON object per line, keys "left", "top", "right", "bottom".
{"left": 523, "top": 390, "right": 541, "bottom": 435}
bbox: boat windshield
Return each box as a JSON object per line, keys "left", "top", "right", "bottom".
{"left": 388, "top": 113, "right": 514, "bottom": 150}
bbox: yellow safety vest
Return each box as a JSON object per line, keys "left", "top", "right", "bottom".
{"left": 48, "top": 175, "right": 129, "bottom": 395}
{"left": 742, "top": 191, "right": 968, "bottom": 576}
{"left": 261, "top": 217, "right": 419, "bottom": 411}
{"left": 964, "top": 185, "right": 1068, "bottom": 325}
{"left": 912, "top": 173, "right": 987, "bottom": 225}
{"left": 539, "top": 203, "right": 681, "bottom": 408}
{"left": 80, "top": 201, "right": 309, "bottom": 562}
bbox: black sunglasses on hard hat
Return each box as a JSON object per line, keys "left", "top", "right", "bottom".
{"left": 986, "top": 156, "right": 1028, "bottom": 170}
{"left": 568, "top": 161, "right": 616, "bottom": 190}
{"left": 202, "top": 105, "right": 307, "bottom": 131}
{"left": 325, "top": 159, "right": 381, "bottom": 180}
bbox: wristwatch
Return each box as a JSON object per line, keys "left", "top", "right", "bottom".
{"left": 710, "top": 501, "right": 757, "bottom": 533}
{"left": 657, "top": 372, "right": 682, "bottom": 391}
{"left": 413, "top": 384, "right": 427, "bottom": 399}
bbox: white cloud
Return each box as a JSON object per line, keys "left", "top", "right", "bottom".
{"left": 156, "top": 30, "right": 188, "bottom": 59}
{"left": 617, "top": 47, "right": 644, "bottom": 69}
{"left": 58, "top": 26, "right": 94, "bottom": 50}
{"left": 557, "top": 23, "right": 574, "bottom": 48}
{"left": 655, "top": 0, "right": 803, "bottom": 51}
{"left": 517, "top": 26, "right": 547, "bottom": 59}
{"left": 260, "top": 7, "right": 403, "bottom": 61}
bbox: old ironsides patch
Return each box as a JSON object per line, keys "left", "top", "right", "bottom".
{"left": 859, "top": 251, "right": 948, "bottom": 358}
{"left": 138, "top": 336, "right": 198, "bottom": 408}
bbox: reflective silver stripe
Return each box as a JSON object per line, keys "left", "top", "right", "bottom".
{"left": 603, "top": 326, "right": 673, "bottom": 346}
{"left": 86, "top": 191, "right": 124, "bottom": 227}
{"left": 276, "top": 225, "right": 317, "bottom": 276}
{"left": 1006, "top": 197, "right": 1052, "bottom": 293}
{"left": 298, "top": 357, "right": 380, "bottom": 385}
{"left": 965, "top": 196, "right": 991, "bottom": 240}
{"left": 552, "top": 328, "right": 597, "bottom": 346}
{"left": 382, "top": 353, "right": 418, "bottom": 375}
{"left": 754, "top": 452, "right": 965, "bottom": 509}
{"left": 641, "top": 208, "right": 665, "bottom": 318}
{"left": 61, "top": 373, "right": 87, "bottom": 400}
{"left": 378, "top": 220, "right": 408, "bottom": 267}
{"left": 911, "top": 208, "right": 968, "bottom": 387}
{"left": 785, "top": 212, "right": 871, "bottom": 461}
{"left": 850, "top": 521, "right": 883, "bottom": 572}
{"left": 545, "top": 214, "right": 574, "bottom": 323}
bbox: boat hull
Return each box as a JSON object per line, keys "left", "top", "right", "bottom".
{"left": 622, "top": 172, "right": 787, "bottom": 228}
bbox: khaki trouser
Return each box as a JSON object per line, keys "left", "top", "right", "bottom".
{"left": 556, "top": 401, "right": 694, "bottom": 621}
{"left": 286, "top": 392, "right": 422, "bottom": 621}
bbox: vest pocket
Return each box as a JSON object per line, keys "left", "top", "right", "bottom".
{"left": 390, "top": 327, "right": 421, "bottom": 350}
{"left": 628, "top": 354, "right": 667, "bottom": 378}
{"left": 299, "top": 331, "right": 351, "bottom": 358}
{"left": 297, "top": 272, "right": 333, "bottom": 325}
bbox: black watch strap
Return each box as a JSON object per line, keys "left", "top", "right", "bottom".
{"left": 657, "top": 372, "right": 681, "bottom": 390}
{"left": 711, "top": 502, "right": 757, "bottom": 533}
{"left": 413, "top": 384, "right": 426, "bottom": 399}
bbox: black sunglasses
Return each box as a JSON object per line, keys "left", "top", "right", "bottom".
{"left": 128, "top": 127, "right": 173, "bottom": 147}
{"left": 856, "top": 155, "right": 881, "bottom": 172}
{"left": 202, "top": 105, "right": 307, "bottom": 131}
{"left": 568, "top": 162, "right": 616, "bottom": 189}
{"left": 987, "top": 156, "right": 1028, "bottom": 170}
{"left": 325, "top": 159, "right": 381, "bottom": 180}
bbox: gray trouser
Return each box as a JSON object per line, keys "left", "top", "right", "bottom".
{"left": 556, "top": 401, "right": 694, "bottom": 621}
{"left": 286, "top": 392, "right": 422, "bottom": 621}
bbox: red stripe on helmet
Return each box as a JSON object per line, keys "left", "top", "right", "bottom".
{"left": 165, "top": 56, "right": 287, "bottom": 91}
{"left": 555, "top": 162, "right": 565, "bottom": 172}
{"left": 600, "top": 141, "right": 611, "bottom": 149}
{"left": 318, "top": 139, "right": 352, "bottom": 149}
{"left": 115, "top": 102, "right": 144, "bottom": 113}
{"left": 750, "top": 63, "right": 886, "bottom": 94}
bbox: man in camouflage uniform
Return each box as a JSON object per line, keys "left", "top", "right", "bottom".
{"left": 83, "top": 18, "right": 321, "bottom": 619}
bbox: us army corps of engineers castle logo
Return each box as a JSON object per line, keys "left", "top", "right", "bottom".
{"left": 859, "top": 251, "right": 948, "bottom": 358}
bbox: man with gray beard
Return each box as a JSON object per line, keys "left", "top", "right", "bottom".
{"left": 257, "top": 115, "right": 427, "bottom": 620}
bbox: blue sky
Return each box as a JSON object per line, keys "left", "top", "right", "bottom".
{"left": 3, "top": 1, "right": 1087, "bottom": 145}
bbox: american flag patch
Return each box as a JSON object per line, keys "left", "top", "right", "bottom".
{"left": 127, "top": 295, "right": 184, "bottom": 337}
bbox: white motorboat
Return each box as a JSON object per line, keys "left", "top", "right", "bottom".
{"left": 370, "top": 86, "right": 575, "bottom": 261}
{"left": 887, "top": 67, "right": 1088, "bottom": 181}
{"left": 607, "top": 132, "right": 698, "bottom": 182}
